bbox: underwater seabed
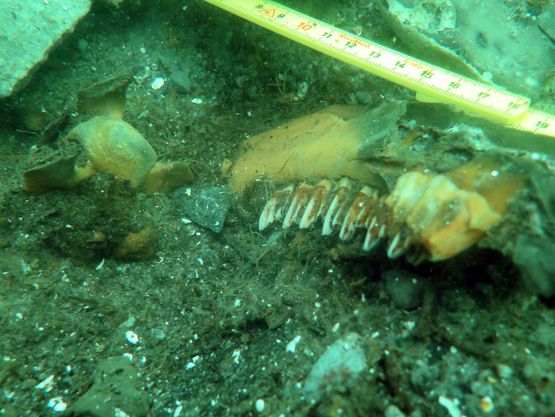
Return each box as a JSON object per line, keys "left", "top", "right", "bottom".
{"left": 0, "top": 0, "right": 555, "bottom": 416}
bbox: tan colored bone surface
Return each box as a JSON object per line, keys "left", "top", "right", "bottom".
{"left": 229, "top": 105, "right": 385, "bottom": 193}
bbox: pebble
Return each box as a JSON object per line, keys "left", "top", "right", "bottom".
{"left": 354, "top": 91, "right": 374, "bottom": 105}
{"left": 286, "top": 335, "right": 301, "bottom": 353}
{"left": 151, "top": 77, "right": 165, "bottom": 90}
{"left": 383, "top": 269, "right": 425, "bottom": 310}
{"left": 385, "top": 405, "right": 406, "bottom": 417}
{"left": 496, "top": 363, "right": 513, "bottom": 379}
{"left": 171, "top": 69, "right": 192, "bottom": 93}
{"left": 125, "top": 330, "right": 139, "bottom": 345}
{"left": 151, "top": 328, "right": 166, "bottom": 341}
{"left": 175, "top": 186, "right": 233, "bottom": 233}
{"left": 438, "top": 396, "right": 462, "bottom": 417}
{"left": 303, "top": 333, "right": 367, "bottom": 401}
{"left": 47, "top": 397, "right": 67, "bottom": 412}
{"left": 255, "top": 399, "right": 265, "bottom": 412}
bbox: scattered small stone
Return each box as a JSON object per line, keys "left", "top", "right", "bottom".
{"left": 185, "top": 355, "right": 200, "bottom": 370}
{"left": 264, "top": 307, "right": 289, "bottom": 330}
{"left": 151, "top": 77, "right": 165, "bottom": 90}
{"left": 438, "top": 396, "right": 462, "bottom": 417}
{"left": 255, "top": 398, "right": 265, "bottom": 413}
{"left": 522, "top": 357, "right": 553, "bottom": 387}
{"left": 303, "top": 333, "right": 367, "bottom": 401}
{"left": 286, "top": 335, "right": 302, "bottom": 353}
{"left": 385, "top": 404, "right": 406, "bottom": 417}
{"left": 124, "top": 330, "right": 139, "bottom": 345}
{"left": 47, "top": 397, "right": 68, "bottom": 412}
{"left": 77, "top": 38, "right": 89, "bottom": 51}
{"left": 35, "top": 375, "right": 55, "bottom": 392}
{"left": 69, "top": 357, "right": 149, "bottom": 417}
{"left": 174, "top": 186, "right": 233, "bottom": 233}
{"left": 151, "top": 328, "right": 166, "bottom": 341}
{"left": 354, "top": 91, "right": 374, "bottom": 105}
{"left": 496, "top": 363, "right": 513, "bottom": 379}
{"left": 383, "top": 269, "right": 425, "bottom": 310}
{"left": 471, "top": 380, "right": 493, "bottom": 397}
{"left": 171, "top": 69, "right": 193, "bottom": 93}
{"left": 480, "top": 396, "right": 494, "bottom": 413}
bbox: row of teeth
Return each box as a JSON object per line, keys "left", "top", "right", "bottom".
{"left": 258, "top": 178, "right": 414, "bottom": 259}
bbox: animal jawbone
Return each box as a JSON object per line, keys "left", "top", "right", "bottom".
{"left": 228, "top": 104, "right": 524, "bottom": 262}
{"left": 258, "top": 171, "right": 504, "bottom": 262}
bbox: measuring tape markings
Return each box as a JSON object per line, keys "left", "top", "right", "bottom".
{"left": 203, "top": 0, "right": 554, "bottom": 138}
{"left": 510, "top": 108, "right": 554, "bottom": 135}
{"left": 260, "top": 6, "right": 529, "bottom": 119}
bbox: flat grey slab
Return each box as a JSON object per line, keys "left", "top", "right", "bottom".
{"left": 0, "top": 0, "right": 91, "bottom": 98}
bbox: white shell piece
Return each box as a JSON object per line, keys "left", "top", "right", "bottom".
{"left": 151, "top": 77, "right": 165, "bottom": 90}
{"left": 125, "top": 330, "right": 139, "bottom": 345}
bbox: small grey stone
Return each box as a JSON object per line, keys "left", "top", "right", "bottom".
{"left": 304, "top": 333, "right": 367, "bottom": 401}
{"left": 176, "top": 186, "right": 232, "bottom": 233}
{"left": 69, "top": 357, "right": 149, "bottom": 417}
{"left": 385, "top": 405, "right": 407, "bottom": 417}
{"left": 354, "top": 91, "right": 374, "bottom": 105}
{"left": 151, "top": 328, "right": 166, "bottom": 341}
{"left": 497, "top": 364, "right": 513, "bottom": 379}
{"left": 471, "top": 380, "right": 494, "bottom": 397}
{"left": 170, "top": 69, "right": 193, "bottom": 93}
{"left": 383, "top": 269, "right": 425, "bottom": 310}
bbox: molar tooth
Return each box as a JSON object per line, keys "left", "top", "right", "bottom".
{"left": 386, "top": 171, "right": 429, "bottom": 220}
{"left": 339, "top": 186, "right": 374, "bottom": 241}
{"left": 355, "top": 187, "right": 378, "bottom": 227}
{"left": 322, "top": 196, "right": 339, "bottom": 236}
{"left": 259, "top": 184, "right": 294, "bottom": 231}
{"left": 322, "top": 178, "right": 352, "bottom": 236}
{"left": 259, "top": 202, "right": 275, "bottom": 231}
{"left": 299, "top": 179, "right": 333, "bottom": 229}
{"left": 386, "top": 231, "right": 411, "bottom": 259}
{"left": 375, "top": 199, "right": 390, "bottom": 239}
{"left": 283, "top": 182, "right": 313, "bottom": 229}
{"left": 274, "top": 187, "right": 294, "bottom": 221}
{"left": 363, "top": 216, "right": 381, "bottom": 251}
{"left": 387, "top": 232, "right": 402, "bottom": 259}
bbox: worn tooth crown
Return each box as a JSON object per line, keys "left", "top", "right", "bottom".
{"left": 363, "top": 216, "right": 381, "bottom": 252}
{"left": 283, "top": 182, "right": 312, "bottom": 228}
{"left": 259, "top": 184, "right": 294, "bottom": 231}
{"left": 339, "top": 186, "right": 373, "bottom": 241}
{"left": 323, "top": 178, "right": 352, "bottom": 236}
{"left": 258, "top": 197, "right": 277, "bottom": 231}
{"left": 299, "top": 179, "right": 333, "bottom": 229}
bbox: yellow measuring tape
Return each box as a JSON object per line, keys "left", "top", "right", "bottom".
{"left": 203, "top": 0, "right": 555, "bottom": 139}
